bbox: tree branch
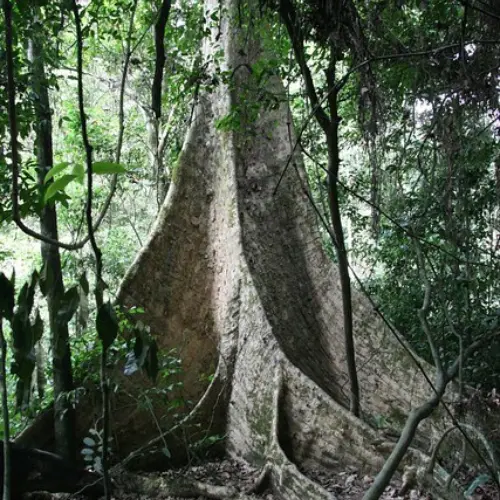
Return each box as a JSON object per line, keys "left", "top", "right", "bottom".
{"left": 152, "top": 0, "right": 172, "bottom": 120}
{"left": 278, "top": 0, "right": 330, "bottom": 132}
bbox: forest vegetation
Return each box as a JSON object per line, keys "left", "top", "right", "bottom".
{"left": 0, "top": 0, "right": 499, "bottom": 499}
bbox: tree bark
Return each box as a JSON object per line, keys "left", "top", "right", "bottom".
{"left": 28, "top": 20, "right": 76, "bottom": 464}
{"left": 114, "top": 1, "right": 489, "bottom": 497}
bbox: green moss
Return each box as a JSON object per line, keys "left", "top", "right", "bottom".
{"left": 247, "top": 386, "right": 274, "bottom": 459}
{"left": 228, "top": 197, "right": 237, "bottom": 226}
{"left": 171, "top": 157, "right": 182, "bottom": 183}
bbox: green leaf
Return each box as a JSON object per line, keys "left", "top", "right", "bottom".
{"left": 44, "top": 162, "right": 71, "bottom": 183}
{"left": 96, "top": 302, "right": 118, "bottom": 350}
{"left": 83, "top": 437, "right": 96, "bottom": 447}
{"left": 72, "top": 163, "right": 85, "bottom": 183}
{"left": 0, "top": 272, "right": 15, "bottom": 320}
{"left": 44, "top": 174, "right": 78, "bottom": 203}
{"left": 32, "top": 310, "right": 44, "bottom": 343}
{"left": 92, "top": 162, "right": 126, "bottom": 175}
{"left": 17, "top": 271, "right": 38, "bottom": 318}
{"left": 11, "top": 308, "right": 35, "bottom": 354}
{"left": 162, "top": 446, "right": 171, "bottom": 458}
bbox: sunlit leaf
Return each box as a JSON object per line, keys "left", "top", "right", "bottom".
{"left": 44, "top": 162, "right": 71, "bottom": 183}
{"left": 72, "top": 163, "right": 85, "bottom": 183}
{"left": 44, "top": 174, "right": 78, "bottom": 203}
{"left": 92, "top": 162, "right": 127, "bottom": 175}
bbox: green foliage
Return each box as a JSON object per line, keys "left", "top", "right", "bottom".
{"left": 92, "top": 162, "right": 127, "bottom": 175}
{"left": 44, "top": 174, "right": 79, "bottom": 203}
{"left": 10, "top": 271, "right": 42, "bottom": 383}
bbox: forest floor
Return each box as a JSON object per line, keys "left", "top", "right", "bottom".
{"left": 120, "top": 459, "right": 498, "bottom": 500}
{"left": 28, "top": 458, "right": 494, "bottom": 500}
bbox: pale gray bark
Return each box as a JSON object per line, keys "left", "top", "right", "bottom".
{"left": 114, "top": 1, "right": 491, "bottom": 498}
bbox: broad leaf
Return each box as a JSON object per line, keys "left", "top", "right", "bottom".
{"left": 0, "top": 272, "right": 15, "bottom": 320}
{"left": 11, "top": 314, "right": 33, "bottom": 354}
{"left": 83, "top": 437, "right": 96, "bottom": 447}
{"left": 17, "top": 271, "right": 38, "bottom": 319}
{"left": 92, "top": 162, "right": 126, "bottom": 175}
{"left": 96, "top": 302, "right": 118, "bottom": 350}
{"left": 72, "top": 163, "right": 85, "bottom": 183}
{"left": 32, "top": 310, "right": 44, "bottom": 343}
{"left": 44, "top": 162, "right": 71, "bottom": 183}
{"left": 44, "top": 174, "right": 78, "bottom": 203}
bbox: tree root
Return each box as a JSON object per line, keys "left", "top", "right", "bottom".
{"left": 124, "top": 472, "right": 239, "bottom": 499}
{"left": 240, "top": 362, "right": 336, "bottom": 500}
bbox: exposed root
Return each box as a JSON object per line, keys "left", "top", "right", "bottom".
{"left": 123, "top": 472, "right": 239, "bottom": 499}
{"left": 241, "top": 361, "right": 335, "bottom": 500}
{"left": 246, "top": 463, "right": 272, "bottom": 495}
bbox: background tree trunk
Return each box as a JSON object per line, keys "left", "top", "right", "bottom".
{"left": 28, "top": 19, "right": 76, "bottom": 463}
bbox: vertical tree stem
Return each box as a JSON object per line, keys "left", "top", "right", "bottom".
{"left": 0, "top": 321, "right": 11, "bottom": 500}
{"left": 71, "top": 1, "right": 110, "bottom": 497}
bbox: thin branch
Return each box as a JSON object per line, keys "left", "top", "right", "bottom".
{"left": 116, "top": 0, "right": 139, "bottom": 164}
{"left": 336, "top": 39, "right": 500, "bottom": 91}
{"left": 296, "top": 147, "right": 500, "bottom": 268}
{"left": 278, "top": 0, "right": 330, "bottom": 132}
{"left": 71, "top": 2, "right": 110, "bottom": 498}
{"left": 414, "top": 242, "right": 443, "bottom": 374}
{"left": 457, "top": 0, "right": 500, "bottom": 22}
{"left": 158, "top": 104, "right": 177, "bottom": 156}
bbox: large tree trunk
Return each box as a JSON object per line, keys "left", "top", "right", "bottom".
{"left": 115, "top": 1, "right": 481, "bottom": 497}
